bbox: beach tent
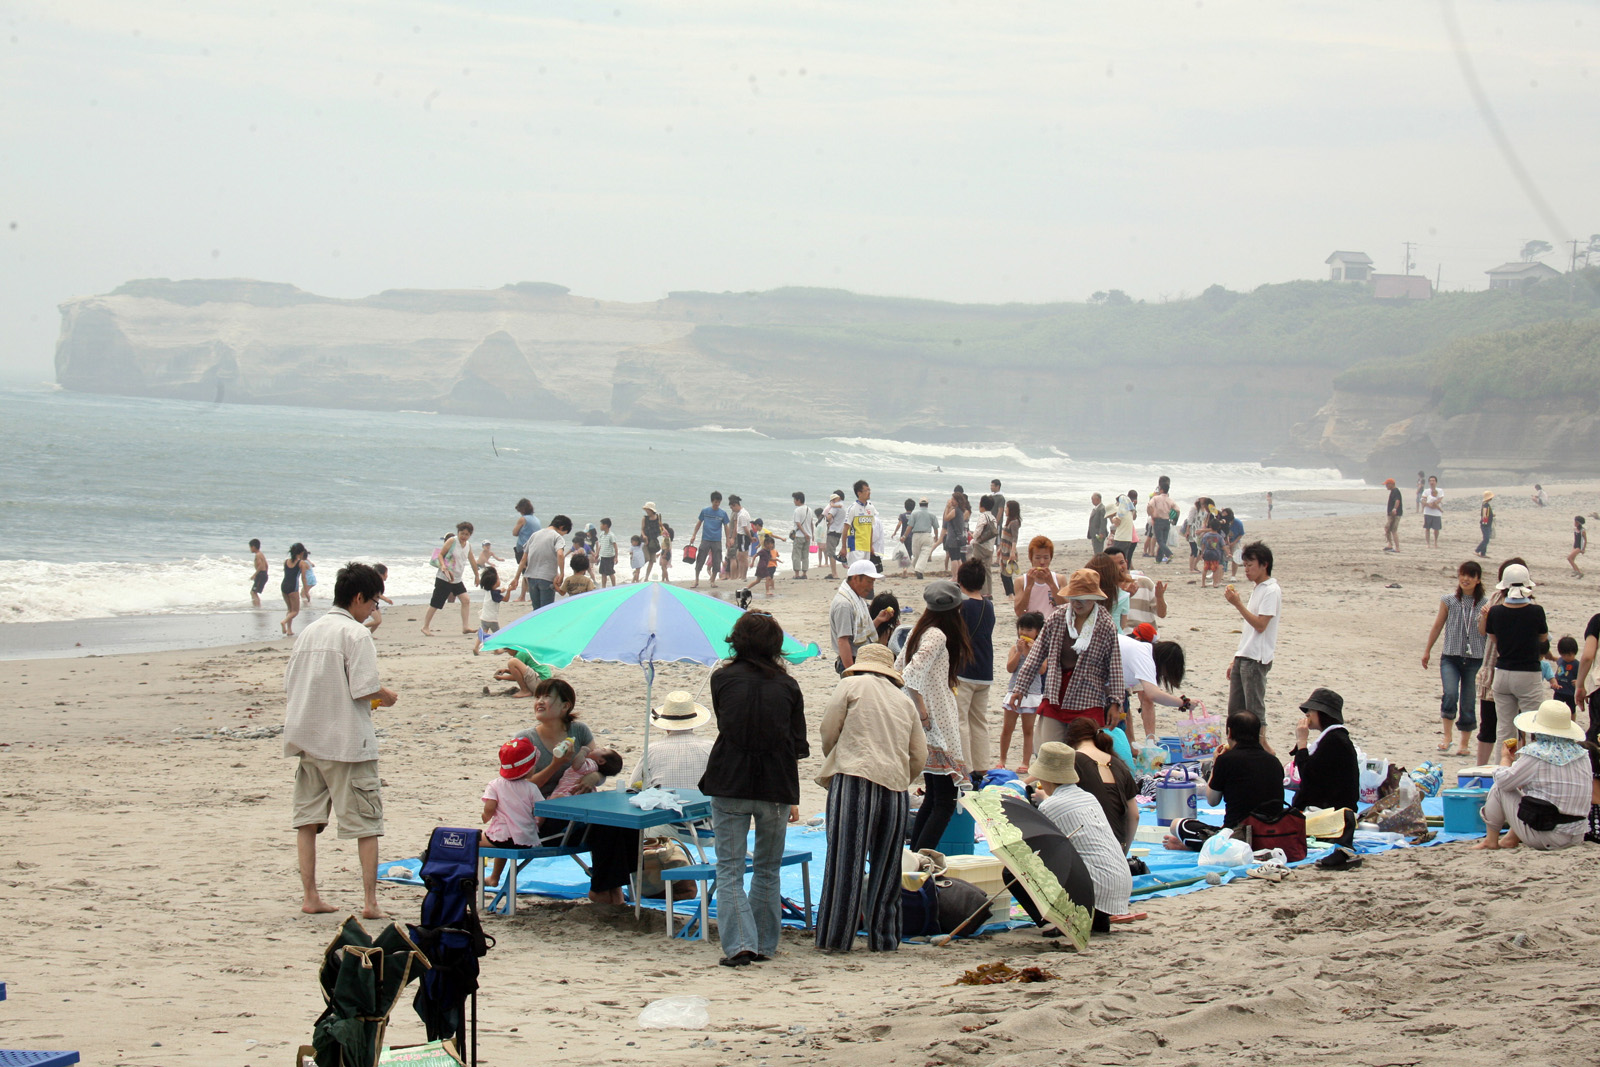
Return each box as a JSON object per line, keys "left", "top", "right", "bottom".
{"left": 482, "top": 583, "right": 820, "bottom": 771}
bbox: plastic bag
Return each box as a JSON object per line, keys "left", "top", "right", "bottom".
{"left": 629, "top": 787, "right": 684, "bottom": 814}
{"left": 638, "top": 996, "right": 711, "bottom": 1030}
{"left": 1197, "top": 828, "right": 1252, "bottom": 868}
{"left": 1177, "top": 700, "right": 1222, "bottom": 759}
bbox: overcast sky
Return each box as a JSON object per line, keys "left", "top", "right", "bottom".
{"left": 2, "top": 0, "right": 1595, "bottom": 378}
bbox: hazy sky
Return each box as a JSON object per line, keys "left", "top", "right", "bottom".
{"left": 2, "top": 0, "right": 1596, "bottom": 377}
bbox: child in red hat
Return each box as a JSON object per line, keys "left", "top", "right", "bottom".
{"left": 482, "top": 737, "right": 546, "bottom": 887}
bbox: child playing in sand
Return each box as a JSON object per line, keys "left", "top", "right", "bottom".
{"left": 364, "top": 563, "right": 394, "bottom": 632}
{"left": 1569, "top": 516, "right": 1587, "bottom": 578}
{"left": 559, "top": 553, "right": 596, "bottom": 597}
{"left": 481, "top": 737, "right": 546, "bottom": 885}
{"left": 744, "top": 532, "right": 784, "bottom": 598}
{"left": 546, "top": 746, "right": 625, "bottom": 801}
{"left": 658, "top": 523, "right": 674, "bottom": 582}
{"left": 1552, "top": 635, "right": 1580, "bottom": 711}
{"left": 629, "top": 535, "right": 646, "bottom": 582}
{"left": 473, "top": 566, "right": 505, "bottom": 654}
{"left": 997, "top": 612, "right": 1044, "bottom": 772}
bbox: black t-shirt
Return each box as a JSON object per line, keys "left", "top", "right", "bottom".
{"left": 1387, "top": 488, "right": 1403, "bottom": 516}
{"left": 1074, "top": 751, "right": 1140, "bottom": 850}
{"left": 1585, "top": 613, "right": 1600, "bottom": 645}
{"left": 1208, "top": 743, "right": 1285, "bottom": 829}
{"left": 958, "top": 596, "right": 995, "bottom": 682}
{"left": 1485, "top": 603, "right": 1548, "bottom": 672}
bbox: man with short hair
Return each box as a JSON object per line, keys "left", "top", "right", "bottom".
{"left": 728, "top": 495, "right": 753, "bottom": 579}
{"left": 1148, "top": 476, "right": 1174, "bottom": 564}
{"left": 422, "top": 522, "right": 480, "bottom": 636}
{"left": 690, "top": 491, "right": 731, "bottom": 588}
{"left": 1384, "top": 477, "right": 1403, "bottom": 553}
{"left": 1224, "top": 542, "right": 1281, "bottom": 731}
{"left": 989, "top": 480, "right": 1006, "bottom": 531}
{"left": 822, "top": 492, "right": 848, "bottom": 579}
{"left": 789, "top": 491, "right": 813, "bottom": 579}
{"left": 908, "top": 497, "right": 939, "bottom": 578}
{"left": 830, "top": 559, "right": 895, "bottom": 673}
{"left": 517, "top": 515, "right": 571, "bottom": 610}
{"left": 1421, "top": 475, "right": 1443, "bottom": 549}
{"left": 1163, "top": 710, "right": 1283, "bottom": 851}
{"left": 249, "top": 538, "right": 269, "bottom": 607}
{"left": 284, "top": 562, "right": 397, "bottom": 918}
{"left": 1087, "top": 493, "right": 1108, "bottom": 555}
{"left": 842, "top": 479, "right": 880, "bottom": 566}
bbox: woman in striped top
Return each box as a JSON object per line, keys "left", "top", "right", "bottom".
{"left": 1421, "top": 560, "right": 1488, "bottom": 757}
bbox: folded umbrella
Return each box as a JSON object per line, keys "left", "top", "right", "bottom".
{"left": 962, "top": 787, "right": 1096, "bottom": 951}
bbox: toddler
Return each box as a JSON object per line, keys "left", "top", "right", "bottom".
{"left": 744, "top": 532, "right": 784, "bottom": 598}
{"left": 364, "top": 563, "right": 394, "bottom": 632}
{"left": 997, "top": 612, "right": 1045, "bottom": 772}
{"left": 559, "top": 553, "right": 596, "bottom": 597}
{"left": 629, "top": 535, "right": 646, "bottom": 581}
{"left": 547, "top": 746, "right": 625, "bottom": 801}
{"left": 474, "top": 566, "right": 504, "bottom": 655}
{"left": 1552, "top": 635, "right": 1579, "bottom": 711}
{"left": 658, "top": 523, "right": 674, "bottom": 582}
{"left": 481, "top": 737, "right": 546, "bottom": 885}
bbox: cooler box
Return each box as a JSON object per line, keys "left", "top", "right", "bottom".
{"left": 941, "top": 854, "right": 1011, "bottom": 910}
{"left": 1457, "top": 766, "right": 1496, "bottom": 790}
{"left": 936, "top": 807, "right": 977, "bottom": 856}
{"left": 1441, "top": 787, "right": 1488, "bottom": 835}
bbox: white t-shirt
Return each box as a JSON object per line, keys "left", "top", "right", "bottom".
{"left": 792, "top": 506, "right": 815, "bottom": 540}
{"left": 734, "top": 510, "right": 753, "bottom": 536}
{"left": 1235, "top": 577, "right": 1281, "bottom": 663}
{"left": 481, "top": 775, "right": 545, "bottom": 846}
{"left": 1422, "top": 489, "right": 1443, "bottom": 518}
{"left": 479, "top": 589, "right": 503, "bottom": 624}
{"left": 1117, "top": 634, "right": 1157, "bottom": 689}
{"left": 825, "top": 503, "right": 847, "bottom": 534}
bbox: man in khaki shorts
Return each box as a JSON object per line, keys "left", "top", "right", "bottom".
{"left": 283, "top": 561, "right": 398, "bottom": 917}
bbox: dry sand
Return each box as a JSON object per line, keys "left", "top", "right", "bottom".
{"left": 4, "top": 482, "right": 1599, "bottom": 1066}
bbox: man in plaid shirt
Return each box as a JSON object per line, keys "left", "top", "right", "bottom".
{"left": 1003, "top": 568, "right": 1123, "bottom": 745}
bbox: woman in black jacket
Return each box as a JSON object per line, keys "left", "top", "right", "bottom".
{"left": 1290, "top": 688, "right": 1360, "bottom": 813}
{"left": 700, "top": 612, "right": 809, "bottom": 967}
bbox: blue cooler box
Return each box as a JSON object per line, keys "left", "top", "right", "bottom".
{"left": 1441, "top": 787, "right": 1488, "bottom": 835}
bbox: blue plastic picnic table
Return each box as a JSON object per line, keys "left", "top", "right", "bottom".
{"left": 534, "top": 788, "right": 713, "bottom": 919}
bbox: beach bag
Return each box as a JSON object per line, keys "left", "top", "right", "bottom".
{"left": 638, "top": 837, "right": 695, "bottom": 900}
{"left": 933, "top": 877, "right": 992, "bottom": 936}
{"left": 1177, "top": 701, "right": 1221, "bottom": 759}
{"left": 1241, "top": 802, "right": 1308, "bottom": 862}
{"left": 430, "top": 544, "right": 446, "bottom": 570}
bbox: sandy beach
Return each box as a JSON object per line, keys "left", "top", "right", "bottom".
{"left": 4, "top": 482, "right": 1599, "bottom": 1066}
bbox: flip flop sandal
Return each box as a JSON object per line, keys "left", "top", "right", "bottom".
{"left": 1315, "top": 847, "right": 1362, "bottom": 871}
{"left": 718, "top": 950, "right": 757, "bottom": 967}
{"left": 1108, "top": 912, "right": 1148, "bottom": 923}
{"left": 1248, "top": 866, "right": 1290, "bottom": 882}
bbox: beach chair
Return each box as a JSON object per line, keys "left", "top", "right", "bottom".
{"left": 658, "top": 849, "right": 814, "bottom": 941}
{"left": 0, "top": 982, "right": 81, "bottom": 1067}
{"left": 409, "top": 827, "right": 494, "bottom": 1067}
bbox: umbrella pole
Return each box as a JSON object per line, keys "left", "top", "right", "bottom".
{"left": 932, "top": 885, "right": 1014, "bottom": 948}
{"left": 638, "top": 663, "right": 654, "bottom": 787}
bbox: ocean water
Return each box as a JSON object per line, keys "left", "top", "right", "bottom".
{"left": 0, "top": 385, "right": 1367, "bottom": 626}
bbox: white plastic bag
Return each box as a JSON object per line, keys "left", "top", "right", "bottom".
{"left": 637, "top": 995, "right": 710, "bottom": 1030}
{"left": 1197, "top": 828, "right": 1252, "bottom": 868}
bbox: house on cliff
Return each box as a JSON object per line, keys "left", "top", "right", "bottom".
{"left": 1485, "top": 261, "right": 1560, "bottom": 290}
{"left": 1326, "top": 251, "right": 1374, "bottom": 281}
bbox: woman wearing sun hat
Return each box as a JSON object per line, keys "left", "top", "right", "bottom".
{"left": 1471, "top": 700, "right": 1592, "bottom": 851}
{"left": 1002, "top": 569, "right": 1125, "bottom": 747}
{"left": 814, "top": 643, "right": 927, "bottom": 952}
{"left": 700, "top": 611, "right": 809, "bottom": 967}
{"left": 1475, "top": 491, "right": 1495, "bottom": 557}
{"left": 1480, "top": 563, "right": 1549, "bottom": 748}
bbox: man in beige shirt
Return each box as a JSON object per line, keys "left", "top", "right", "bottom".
{"left": 283, "top": 562, "right": 398, "bottom": 918}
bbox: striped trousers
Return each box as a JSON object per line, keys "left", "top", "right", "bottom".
{"left": 815, "top": 774, "right": 907, "bottom": 952}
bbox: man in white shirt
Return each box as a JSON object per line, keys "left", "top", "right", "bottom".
{"left": 907, "top": 498, "right": 939, "bottom": 578}
{"left": 822, "top": 492, "right": 848, "bottom": 580}
{"left": 1224, "top": 542, "right": 1281, "bottom": 731}
{"left": 283, "top": 562, "right": 398, "bottom": 918}
{"left": 790, "top": 491, "right": 815, "bottom": 579}
{"left": 1421, "top": 475, "right": 1443, "bottom": 549}
{"left": 842, "top": 479, "right": 880, "bottom": 565}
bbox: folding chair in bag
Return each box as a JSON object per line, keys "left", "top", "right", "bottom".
{"left": 309, "top": 918, "right": 430, "bottom": 1067}
{"left": 1, "top": 982, "right": 79, "bottom": 1067}
{"left": 409, "top": 828, "right": 494, "bottom": 1067}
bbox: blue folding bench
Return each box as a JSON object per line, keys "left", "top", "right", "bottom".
{"left": 1, "top": 982, "right": 80, "bottom": 1067}
{"left": 659, "top": 849, "right": 813, "bottom": 941}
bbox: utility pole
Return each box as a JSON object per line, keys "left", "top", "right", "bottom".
{"left": 1402, "top": 241, "right": 1416, "bottom": 275}
{"left": 1435, "top": 263, "right": 1441, "bottom": 293}
{"left": 1569, "top": 239, "right": 1582, "bottom": 273}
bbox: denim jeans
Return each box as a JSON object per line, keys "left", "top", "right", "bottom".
{"left": 1439, "top": 655, "right": 1481, "bottom": 731}
{"left": 711, "top": 796, "right": 790, "bottom": 959}
{"left": 529, "top": 578, "right": 555, "bottom": 610}
{"left": 1476, "top": 522, "right": 1493, "bottom": 555}
{"left": 1153, "top": 519, "right": 1171, "bottom": 562}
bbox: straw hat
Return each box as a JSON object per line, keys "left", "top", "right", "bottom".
{"left": 1513, "top": 699, "right": 1585, "bottom": 741}
{"left": 1482, "top": 491, "right": 1495, "bottom": 501}
{"left": 499, "top": 737, "right": 538, "bottom": 779}
{"left": 843, "top": 643, "right": 904, "bottom": 686}
{"left": 1064, "top": 568, "right": 1106, "bottom": 601}
{"left": 1028, "top": 742, "right": 1080, "bottom": 785}
{"left": 642, "top": 501, "right": 658, "bottom": 514}
{"left": 651, "top": 691, "right": 711, "bottom": 731}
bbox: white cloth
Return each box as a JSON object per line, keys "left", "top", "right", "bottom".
{"left": 283, "top": 607, "right": 384, "bottom": 763}
{"left": 1306, "top": 721, "right": 1347, "bottom": 756}
{"left": 1038, "top": 786, "right": 1132, "bottom": 915}
{"left": 482, "top": 775, "right": 545, "bottom": 846}
{"left": 630, "top": 786, "right": 685, "bottom": 813}
{"left": 1234, "top": 577, "right": 1281, "bottom": 663}
{"left": 831, "top": 580, "right": 877, "bottom": 647}
{"left": 792, "top": 505, "right": 815, "bottom": 540}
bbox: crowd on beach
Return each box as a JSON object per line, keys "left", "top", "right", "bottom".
{"left": 268, "top": 470, "right": 1600, "bottom": 959}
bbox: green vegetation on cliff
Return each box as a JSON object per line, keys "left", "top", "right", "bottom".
{"left": 687, "top": 271, "right": 1600, "bottom": 374}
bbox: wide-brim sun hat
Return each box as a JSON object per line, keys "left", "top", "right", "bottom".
{"left": 1483, "top": 491, "right": 1495, "bottom": 501}
{"left": 1513, "top": 699, "right": 1585, "bottom": 741}
{"left": 1299, "top": 687, "right": 1345, "bottom": 724}
{"left": 1495, "top": 563, "right": 1534, "bottom": 592}
{"left": 1028, "top": 742, "right": 1080, "bottom": 785}
{"left": 651, "top": 690, "right": 712, "bottom": 731}
{"left": 642, "top": 501, "right": 658, "bottom": 513}
{"left": 844, "top": 643, "right": 904, "bottom": 686}
{"left": 1064, "top": 568, "right": 1106, "bottom": 601}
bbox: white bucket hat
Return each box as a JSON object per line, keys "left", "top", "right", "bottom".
{"left": 1496, "top": 563, "right": 1535, "bottom": 602}
{"left": 651, "top": 691, "right": 711, "bottom": 731}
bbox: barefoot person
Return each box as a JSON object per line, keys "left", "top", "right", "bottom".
{"left": 1421, "top": 561, "right": 1486, "bottom": 756}
{"left": 280, "top": 542, "right": 311, "bottom": 636}
{"left": 249, "top": 539, "right": 269, "bottom": 607}
{"left": 282, "top": 562, "right": 397, "bottom": 917}
{"left": 1471, "top": 700, "right": 1590, "bottom": 851}
{"left": 422, "top": 522, "right": 480, "bottom": 636}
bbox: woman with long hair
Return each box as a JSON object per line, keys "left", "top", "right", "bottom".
{"left": 1086, "top": 552, "right": 1127, "bottom": 633}
{"left": 1421, "top": 560, "right": 1488, "bottom": 756}
{"left": 998, "top": 499, "right": 1023, "bottom": 598}
{"left": 942, "top": 487, "right": 971, "bottom": 577}
{"left": 701, "top": 611, "right": 808, "bottom": 966}
{"left": 896, "top": 581, "right": 974, "bottom": 851}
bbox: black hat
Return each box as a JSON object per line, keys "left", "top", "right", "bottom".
{"left": 1298, "top": 687, "right": 1344, "bottom": 725}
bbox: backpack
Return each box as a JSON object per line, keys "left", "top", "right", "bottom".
{"left": 409, "top": 827, "right": 494, "bottom": 1064}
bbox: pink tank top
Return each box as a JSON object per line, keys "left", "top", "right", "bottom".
{"left": 1025, "top": 581, "right": 1055, "bottom": 616}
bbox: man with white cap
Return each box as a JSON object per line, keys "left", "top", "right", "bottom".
{"left": 628, "top": 691, "right": 714, "bottom": 790}
{"left": 830, "top": 559, "right": 898, "bottom": 675}
{"left": 1480, "top": 563, "right": 1549, "bottom": 748}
